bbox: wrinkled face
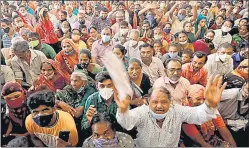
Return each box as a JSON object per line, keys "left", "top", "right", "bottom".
{"left": 113, "top": 48, "right": 124, "bottom": 59}
{"left": 166, "top": 61, "right": 182, "bottom": 81}
{"left": 62, "top": 42, "right": 73, "bottom": 53}
{"left": 184, "top": 23, "right": 192, "bottom": 32}
{"left": 31, "top": 105, "right": 54, "bottom": 118}
{"left": 154, "top": 43, "right": 162, "bottom": 52}
{"left": 70, "top": 75, "right": 85, "bottom": 91}
{"left": 90, "top": 28, "right": 98, "bottom": 38}
{"left": 14, "top": 50, "right": 28, "bottom": 60}
{"left": 239, "top": 25, "right": 248, "bottom": 36}
{"left": 140, "top": 46, "right": 153, "bottom": 63}
{"left": 128, "top": 62, "right": 142, "bottom": 80}
{"left": 192, "top": 56, "right": 206, "bottom": 72}
{"left": 178, "top": 33, "right": 188, "bottom": 42}
{"left": 216, "top": 16, "right": 224, "bottom": 25}
{"left": 92, "top": 121, "right": 115, "bottom": 140}
{"left": 188, "top": 96, "right": 204, "bottom": 107}
{"left": 41, "top": 63, "right": 55, "bottom": 79}
{"left": 181, "top": 54, "right": 191, "bottom": 64}
{"left": 217, "top": 47, "right": 233, "bottom": 56}
{"left": 79, "top": 53, "right": 90, "bottom": 64}
{"left": 149, "top": 89, "right": 170, "bottom": 114}
{"left": 199, "top": 19, "right": 206, "bottom": 27}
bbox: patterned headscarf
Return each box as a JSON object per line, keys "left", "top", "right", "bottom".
{"left": 61, "top": 38, "right": 79, "bottom": 52}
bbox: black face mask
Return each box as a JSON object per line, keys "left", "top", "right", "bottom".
{"left": 79, "top": 20, "right": 85, "bottom": 24}
{"left": 3, "top": 27, "right": 10, "bottom": 33}
{"left": 222, "top": 31, "right": 228, "bottom": 36}
{"left": 33, "top": 113, "right": 54, "bottom": 127}
{"left": 77, "top": 63, "right": 89, "bottom": 69}
{"left": 204, "top": 37, "right": 213, "bottom": 43}
{"left": 60, "top": 19, "right": 67, "bottom": 22}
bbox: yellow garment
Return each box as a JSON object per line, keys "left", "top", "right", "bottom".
{"left": 25, "top": 110, "right": 78, "bottom": 147}
{"left": 73, "top": 40, "right": 87, "bottom": 52}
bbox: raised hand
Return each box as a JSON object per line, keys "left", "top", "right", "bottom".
{"left": 86, "top": 105, "right": 97, "bottom": 122}
{"left": 204, "top": 74, "right": 227, "bottom": 108}
{"left": 113, "top": 89, "right": 131, "bottom": 113}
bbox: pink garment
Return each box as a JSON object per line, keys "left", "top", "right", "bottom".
{"left": 193, "top": 39, "right": 210, "bottom": 55}
{"left": 153, "top": 76, "right": 191, "bottom": 105}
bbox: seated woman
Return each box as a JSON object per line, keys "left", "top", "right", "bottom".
{"left": 30, "top": 59, "right": 69, "bottom": 92}
{"left": 183, "top": 84, "right": 236, "bottom": 147}
{"left": 1, "top": 82, "right": 30, "bottom": 145}
{"left": 224, "top": 59, "right": 248, "bottom": 89}
{"left": 71, "top": 28, "right": 87, "bottom": 52}
{"left": 127, "top": 58, "right": 151, "bottom": 108}
{"left": 83, "top": 112, "right": 136, "bottom": 147}
{"left": 178, "top": 31, "right": 195, "bottom": 53}
{"left": 88, "top": 26, "right": 101, "bottom": 41}
{"left": 55, "top": 38, "right": 79, "bottom": 76}
{"left": 74, "top": 49, "right": 102, "bottom": 87}
{"left": 56, "top": 20, "right": 72, "bottom": 42}
{"left": 194, "top": 14, "right": 208, "bottom": 40}
{"left": 112, "top": 44, "right": 129, "bottom": 70}
{"left": 183, "top": 21, "right": 196, "bottom": 43}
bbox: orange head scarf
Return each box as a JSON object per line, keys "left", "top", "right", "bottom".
{"left": 61, "top": 38, "right": 79, "bottom": 52}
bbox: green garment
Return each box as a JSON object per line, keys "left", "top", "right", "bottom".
{"left": 40, "top": 43, "right": 56, "bottom": 59}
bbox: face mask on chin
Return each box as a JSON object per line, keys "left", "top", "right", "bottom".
{"left": 179, "top": 40, "right": 188, "bottom": 45}
{"left": 219, "top": 54, "right": 231, "bottom": 62}
{"left": 221, "top": 26, "right": 231, "bottom": 33}
{"left": 149, "top": 109, "right": 168, "bottom": 120}
{"left": 93, "top": 136, "right": 119, "bottom": 147}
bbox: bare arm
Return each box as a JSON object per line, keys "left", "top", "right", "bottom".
{"left": 168, "top": 2, "right": 179, "bottom": 20}
{"left": 190, "top": 5, "right": 197, "bottom": 22}
{"left": 74, "top": 106, "right": 84, "bottom": 118}
{"left": 217, "top": 127, "right": 236, "bottom": 146}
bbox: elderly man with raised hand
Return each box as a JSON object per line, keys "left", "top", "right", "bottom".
{"left": 115, "top": 74, "right": 227, "bottom": 147}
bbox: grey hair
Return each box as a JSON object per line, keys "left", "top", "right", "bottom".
{"left": 71, "top": 71, "right": 88, "bottom": 81}
{"left": 12, "top": 39, "right": 29, "bottom": 52}
{"left": 128, "top": 29, "right": 140, "bottom": 37}
{"left": 128, "top": 58, "right": 142, "bottom": 68}
{"left": 148, "top": 87, "right": 171, "bottom": 100}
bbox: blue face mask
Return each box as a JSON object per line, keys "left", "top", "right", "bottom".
{"left": 149, "top": 109, "right": 168, "bottom": 120}
{"left": 178, "top": 14, "right": 185, "bottom": 21}
{"left": 77, "top": 86, "right": 85, "bottom": 93}
{"left": 168, "top": 52, "right": 178, "bottom": 58}
{"left": 101, "top": 35, "right": 111, "bottom": 43}
{"left": 164, "top": 28, "right": 171, "bottom": 33}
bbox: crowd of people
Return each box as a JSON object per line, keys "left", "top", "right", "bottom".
{"left": 0, "top": 0, "right": 248, "bottom": 147}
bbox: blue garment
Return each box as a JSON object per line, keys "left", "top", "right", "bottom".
{"left": 27, "top": 7, "right": 35, "bottom": 16}
{"left": 232, "top": 53, "right": 244, "bottom": 69}
{"left": 2, "top": 32, "right": 19, "bottom": 48}
{"left": 194, "top": 14, "right": 208, "bottom": 40}
{"left": 73, "top": 8, "right": 78, "bottom": 16}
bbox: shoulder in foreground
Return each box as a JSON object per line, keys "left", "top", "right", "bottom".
{"left": 116, "top": 132, "right": 137, "bottom": 147}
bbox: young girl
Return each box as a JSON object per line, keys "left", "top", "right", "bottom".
{"left": 153, "top": 40, "right": 164, "bottom": 60}
{"left": 183, "top": 21, "right": 196, "bottom": 43}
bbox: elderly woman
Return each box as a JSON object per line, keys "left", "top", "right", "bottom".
{"left": 83, "top": 113, "right": 136, "bottom": 147}
{"left": 1, "top": 82, "right": 30, "bottom": 145}
{"left": 30, "top": 59, "right": 69, "bottom": 93}
{"left": 224, "top": 59, "right": 248, "bottom": 89}
{"left": 55, "top": 38, "right": 79, "bottom": 76}
{"left": 127, "top": 58, "right": 151, "bottom": 107}
{"left": 183, "top": 84, "right": 236, "bottom": 147}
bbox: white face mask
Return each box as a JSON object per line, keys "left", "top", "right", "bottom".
{"left": 219, "top": 54, "right": 231, "bottom": 62}
{"left": 17, "top": 22, "right": 24, "bottom": 28}
{"left": 168, "top": 78, "right": 179, "bottom": 84}
{"left": 130, "top": 40, "right": 138, "bottom": 47}
{"left": 179, "top": 40, "right": 188, "bottom": 45}
{"left": 168, "top": 52, "right": 178, "bottom": 58}
{"left": 99, "top": 88, "right": 114, "bottom": 100}
{"left": 54, "top": 5, "right": 60, "bottom": 10}
{"left": 221, "top": 26, "right": 232, "bottom": 33}
{"left": 149, "top": 109, "right": 167, "bottom": 120}
{"left": 120, "top": 29, "right": 129, "bottom": 35}
{"left": 154, "top": 35, "right": 162, "bottom": 40}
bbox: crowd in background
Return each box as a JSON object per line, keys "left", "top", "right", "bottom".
{"left": 0, "top": 0, "right": 248, "bottom": 147}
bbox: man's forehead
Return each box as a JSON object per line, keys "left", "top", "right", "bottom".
{"left": 167, "top": 61, "right": 181, "bottom": 68}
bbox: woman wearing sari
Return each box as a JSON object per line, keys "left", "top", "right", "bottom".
{"left": 55, "top": 38, "right": 79, "bottom": 77}
{"left": 194, "top": 14, "right": 208, "bottom": 40}
{"left": 127, "top": 58, "right": 151, "bottom": 108}
{"left": 30, "top": 59, "right": 69, "bottom": 93}
{"left": 35, "top": 8, "right": 60, "bottom": 53}
{"left": 224, "top": 59, "right": 248, "bottom": 89}
{"left": 1, "top": 82, "right": 30, "bottom": 145}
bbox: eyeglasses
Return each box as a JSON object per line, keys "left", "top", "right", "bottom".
{"left": 167, "top": 69, "right": 182, "bottom": 73}
{"left": 63, "top": 45, "right": 71, "bottom": 48}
